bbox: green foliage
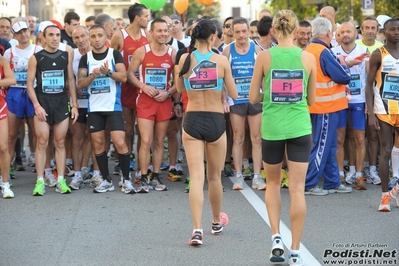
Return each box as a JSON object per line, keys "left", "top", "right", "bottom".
{"left": 154, "top": 0, "right": 221, "bottom": 22}
{"left": 270, "top": 0, "right": 399, "bottom": 23}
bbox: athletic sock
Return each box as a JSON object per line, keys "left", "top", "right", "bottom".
{"left": 95, "top": 151, "right": 110, "bottom": 179}
{"left": 118, "top": 152, "right": 130, "bottom": 181}
{"left": 349, "top": 165, "right": 355, "bottom": 172}
{"left": 355, "top": 172, "right": 362, "bottom": 178}
{"left": 93, "top": 170, "right": 100, "bottom": 176}
{"left": 152, "top": 172, "right": 159, "bottom": 180}
{"left": 289, "top": 249, "right": 300, "bottom": 255}
{"left": 391, "top": 146, "right": 399, "bottom": 178}
{"left": 370, "top": 165, "right": 377, "bottom": 172}
{"left": 271, "top": 233, "right": 281, "bottom": 241}
{"left": 339, "top": 171, "right": 344, "bottom": 177}
{"left": 58, "top": 175, "right": 64, "bottom": 182}
{"left": 37, "top": 176, "right": 44, "bottom": 181}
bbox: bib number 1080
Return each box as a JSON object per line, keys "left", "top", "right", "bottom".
{"left": 240, "top": 84, "right": 250, "bottom": 91}
{"left": 149, "top": 76, "right": 164, "bottom": 82}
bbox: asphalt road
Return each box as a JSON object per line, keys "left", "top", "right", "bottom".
{"left": 0, "top": 158, "right": 397, "bottom": 266}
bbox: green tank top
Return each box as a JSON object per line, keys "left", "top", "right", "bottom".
{"left": 262, "top": 46, "right": 311, "bottom": 140}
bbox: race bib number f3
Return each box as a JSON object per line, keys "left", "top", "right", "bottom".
{"left": 270, "top": 69, "right": 304, "bottom": 103}
{"left": 188, "top": 60, "right": 218, "bottom": 90}
{"left": 42, "top": 70, "right": 64, "bottom": 94}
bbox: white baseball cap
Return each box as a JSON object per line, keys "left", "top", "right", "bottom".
{"left": 376, "top": 15, "right": 391, "bottom": 28}
{"left": 38, "top": 21, "right": 55, "bottom": 33}
{"left": 12, "top": 21, "right": 28, "bottom": 33}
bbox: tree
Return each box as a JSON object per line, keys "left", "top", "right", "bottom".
{"left": 154, "top": 0, "right": 221, "bottom": 22}
{"left": 269, "top": 0, "right": 319, "bottom": 19}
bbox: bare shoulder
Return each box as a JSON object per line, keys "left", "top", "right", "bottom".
{"left": 301, "top": 50, "right": 316, "bottom": 64}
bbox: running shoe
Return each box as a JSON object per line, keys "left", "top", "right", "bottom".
{"left": 184, "top": 176, "right": 190, "bottom": 193}
{"left": 137, "top": 178, "right": 149, "bottom": 193}
{"left": 353, "top": 177, "right": 367, "bottom": 190}
{"left": 378, "top": 194, "right": 391, "bottom": 212}
{"left": 288, "top": 253, "right": 304, "bottom": 266}
{"left": 113, "top": 164, "right": 121, "bottom": 175}
{"left": 367, "top": 169, "right": 381, "bottom": 185}
{"left": 2, "top": 182, "right": 14, "bottom": 198}
{"left": 388, "top": 176, "right": 399, "bottom": 190}
{"left": 93, "top": 179, "right": 115, "bottom": 193}
{"left": 328, "top": 184, "right": 352, "bottom": 194}
{"left": 223, "top": 163, "right": 234, "bottom": 177}
{"left": 149, "top": 177, "right": 167, "bottom": 191}
{"left": 134, "top": 171, "right": 141, "bottom": 184}
{"left": 252, "top": 175, "right": 267, "bottom": 190}
{"left": 389, "top": 185, "right": 399, "bottom": 207}
{"left": 168, "top": 168, "right": 182, "bottom": 182}
{"left": 211, "top": 212, "right": 229, "bottom": 234}
{"left": 160, "top": 162, "right": 169, "bottom": 171}
{"left": 281, "top": 169, "right": 289, "bottom": 188}
{"left": 270, "top": 235, "right": 285, "bottom": 263}
{"left": 175, "top": 164, "right": 184, "bottom": 175}
{"left": 305, "top": 186, "right": 328, "bottom": 196}
{"left": 56, "top": 179, "right": 72, "bottom": 194}
{"left": 243, "top": 166, "right": 253, "bottom": 180}
{"left": 122, "top": 179, "right": 137, "bottom": 194}
{"left": 9, "top": 165, "right": 15, "bottom": 179}
{"left": 118, "top": 173, "right": 132, "bottom": 187}
{"left": 69, "top": 176, "right": 84, "bottom": 190}
{"left": 362, "top": 166, "right": 370, "bottom": 179}
{"left": 81, "top": 167, "right": 91, "bottom": 183}
{"left": 188, "top": 231, "right": 203, "bottom": 245}
{"left": 44, "top": 172, "right": 57, "bottom": 187}
{"left": 90, "top": 174, "right": 103, "bottom": 188}
{"left": 65, "top": 163, "right": 74, "bottom": 177}
{"left": 345, "top": 171, "right": 356, "bottom": 185}
{"left": 33, "top": 179, "right": 45, "bottom": 196}
{"left": 232, "top": 173, "right": 244, "bottom": 190}
{"left": 14, "top": 158, "right": 26, "bottom": 171}
{"left": 28, "top": 154, "right": 35, "bottom": 167}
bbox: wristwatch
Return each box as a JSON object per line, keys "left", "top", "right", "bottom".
{"left": 167, "top": 91, "right": 171, "bottom": 98}
{"left": 106, "top": 69, "right": 113, "bottom": 77}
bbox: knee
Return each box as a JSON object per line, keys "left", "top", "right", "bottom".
{"left": 113, "top": 138, "right": 126, "bottom": 151}
{"left": 0, "top": 142, "right": 8, "bottom": 154}
{"left": 140, "top": 137, "right": 152, "bottom": 149}
{"left": 36, "top": 137, "right": 49, "bottom": 150}
{"left": 233, "top": 134, "right": 244, "bottom": 145}
{"left": 53, "top": 138, "right": 65, "bottom": 150}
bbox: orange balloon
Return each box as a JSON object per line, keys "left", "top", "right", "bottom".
{"left": 174, "top": 0, "right": 189, "bottom": 14}
{"left": 203, "top": 0, "right": 213, "bottom": 5}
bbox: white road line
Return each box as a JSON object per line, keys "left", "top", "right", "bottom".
{"left": 229, "top": 177, "right": 321, "bottom": 266}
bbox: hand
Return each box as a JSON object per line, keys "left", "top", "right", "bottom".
{"left": 154, "top": 90, "right": 169, "bottom": 102}
{"left": 174, "top": 104, "right": 182, "bottom": 117}
{"left": 70, "top": 107, "right": 79, "bottom": 124}
{"left": 91, "top": 68, "right": 101, "bottom": 79}
{"left": 142, "top": 85, "right": 159, "bottom": 98}
{"left": 368, "top": 113, "right": 380, "bottom": 130}
{"left": 99, "top": 61, "right": 109, "bottom": 75}
{"left": 35, "top": 106, "right": 48, "bottom": 122}
{"left": 223, "top": 102, "right": 230, "bottom": 113}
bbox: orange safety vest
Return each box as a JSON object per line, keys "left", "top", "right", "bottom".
{"left": 306, "top": 42, "right": 348, "bottom": 114}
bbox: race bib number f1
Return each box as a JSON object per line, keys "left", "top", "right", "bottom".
{"left": 188, "top": 60, "right": 218, "bottom": 90}
{"left": 270, "top": 69, "right": 304, "bottom": 103}
{"left": 42, "top": 70, "right": 64, "bottom": 94}
{"left": 382, "top": 75, "right": 399, "bottom": 101}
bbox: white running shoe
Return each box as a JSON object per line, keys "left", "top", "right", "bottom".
{"left": 2, "top": 182, "right": 14, "bottom": 198}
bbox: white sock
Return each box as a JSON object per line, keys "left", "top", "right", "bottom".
{"left": 74, "top": 171, "right": 81, "bottom": 177}
{"left": 58, "top": 175, "right": 64, "bottom": 181}
{"left": 370, "top": 165, "right": 377, "bottom": 172}
{"left": 93, "top": 170, "right": 100, "bottom": 176}
{"left": 391, "top": 146, "right": 399, "bottom": 178}
{"left": 169, "top": 165, "right": 176, "bottom": 170}
{"left": 382, "top": 192, "right": 389, "bottom": 197}
{"left": 349, "top": 165, "right": 355, "bottom": 172}
{"left": 243, "top": 158, "right": 250, "bottom": 168}
{"left": 355, "top": 172, "right": 362, "bottom": 178}
{"left": 271, "top": 233, "right": 281, "bottom": 241}
{"left": 289, "top": 249, "right": 300, "bottom": 255}
{"left": 66, "top": 158, "right": 73, "bottom": 165}
{"left": 193, "top": 228, "right": 203, "bottom": 233}
{"left": 339, "top": 171, "right": 344, "bottom": 177}
{"left": 37, "top": 176, "right": 44, "bottom": 181}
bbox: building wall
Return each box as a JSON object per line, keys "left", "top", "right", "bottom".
{"left": 1, "top": 0, "right": 23, "bottom": 17}
{"left": 218, "top": 0, "right": 262, "bottom": 22}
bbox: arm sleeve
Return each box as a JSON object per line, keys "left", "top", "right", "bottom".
{"left": 78, "top": 54, "right": 88, "bottom": 70}
{"left": 113, "top": 49, "right": 124, "bottom": 64}
{"left": 320, "top": 49, "right": 351, "bottom": 85}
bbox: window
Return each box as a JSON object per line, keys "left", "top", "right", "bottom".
{"left": 232, "top": 7, "right": 240, "bottom": 17}
{"left": 94, "top": 8, "right": 103, "bottom": 16}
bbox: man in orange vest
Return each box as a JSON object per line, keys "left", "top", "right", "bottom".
{"left": 304, "top": 17, "right": 355, "bottom": 195}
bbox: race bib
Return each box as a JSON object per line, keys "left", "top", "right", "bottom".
{"left": 42, "top": 70, "right": 64, "bottom": 93}
{"left": 270, "top": 69, "right": 304, "bottom": 103}
{"left": 90, "top": 75, "right": 111, "bottom": 94}
{"left": 235, "top": 76, "right": 251, "bottom": 100}
{"left": 349, "top": 74, "right": 361, "bottom": 95}
{"left": 145, "top": 68, "right": 167, "bottom": 90}
{"left": 382, "top": 74, "right": 399, "bottom": 101}
{"left": 78, "top": 87, "right": 89, "bottom": 99}
{"left": 14, "top": 69, "right": 27, "bottom": 87}
{"left": 188, "top": 60, "right": 218, "bottom": 90}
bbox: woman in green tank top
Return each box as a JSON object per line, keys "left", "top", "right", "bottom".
{"left": 249, "top": 10, "right": 316, "bottom": 266}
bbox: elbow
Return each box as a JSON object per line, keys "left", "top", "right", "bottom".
{"left": 307, "top": 98, "right": 315, "bottom": 106}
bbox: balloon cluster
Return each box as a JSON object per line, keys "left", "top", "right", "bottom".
{"left": 140, "top": 0, "right": 167, "bottom": 11}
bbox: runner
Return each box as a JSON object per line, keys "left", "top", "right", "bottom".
{"left": 176, "top": 19, "right": 237, "bottom": 245}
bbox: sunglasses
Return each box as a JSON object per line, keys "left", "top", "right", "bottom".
{"left": 172, "top": 20, "right": 180, "bottom": 25}
{"left": 223, "top": 24, "right": 231, "bottom": 29}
